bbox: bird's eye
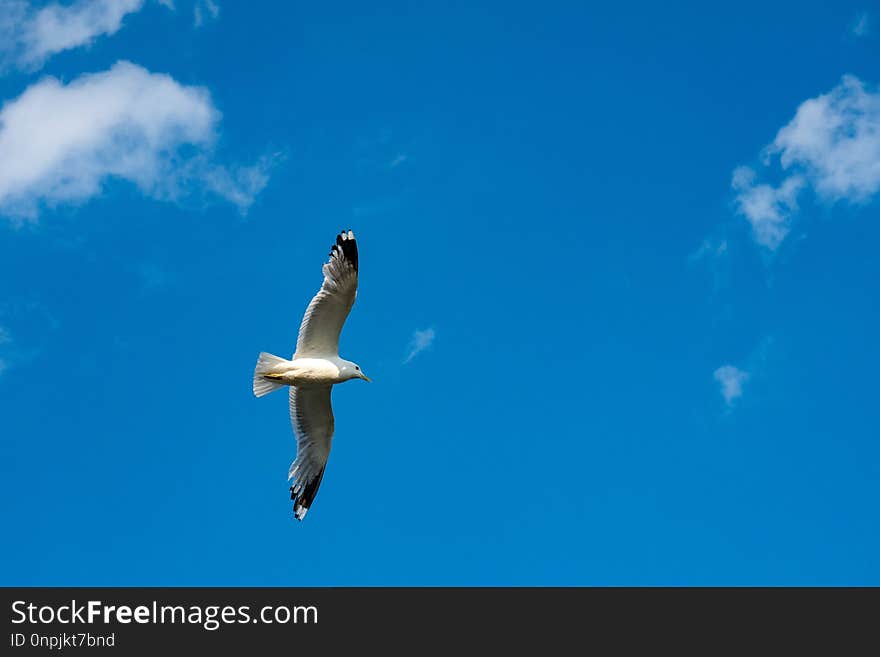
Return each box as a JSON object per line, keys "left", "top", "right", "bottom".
{"left": 355, "top": 366, "right": 360, "bottom": 370}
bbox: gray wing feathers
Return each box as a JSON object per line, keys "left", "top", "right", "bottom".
{"left": 288, "top": 385, "right": 335, "bottom": 520}
{"left": 294, "top": 231, "right": 358, "bottom": 358}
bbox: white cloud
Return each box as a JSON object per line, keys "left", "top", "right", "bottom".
{"left": 732, "top": 75, "right": 880, "bottom": 249}
{"left": 0, "top": 61, "right": 271, "bottom": 220}
{"left": 852, "top": 12, "right": 869, "bottom": 37}
{"left": 731, "top": 167, "right": 804, "bottom": 249}
{"left": 193, "top": 0, "right": 219, "bottom": 27}
{"left": 197, "top": 156, "right": 273, "bottom": 209}
{"left": 404, "top": 328, "right": 435, "bottom": 363}
{"left": 772, "top": 76, "right": 880, "bottom": 202}
{"left": 0, "top": 0, "right": 150, "bottom": 71}
{"left": 713, "top": 365, "right": 748, "bottom": 406}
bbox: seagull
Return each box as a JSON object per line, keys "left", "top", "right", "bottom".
{"left": 253, "top": 230, "right": 370, "bottom": 520}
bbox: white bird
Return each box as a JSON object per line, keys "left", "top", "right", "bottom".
{"left": 253, "top": 230, "right": 370, "bottom": 521}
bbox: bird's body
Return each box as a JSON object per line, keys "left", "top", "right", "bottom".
{"left": 252, "top": 230, "right": 369, "bottom": 520}
{"left": 257, "top": 356, "right": 361, "bottom": 387}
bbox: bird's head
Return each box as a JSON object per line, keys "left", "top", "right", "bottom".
{"left": 341, "top": 360, "right": 371, "bottom": 382}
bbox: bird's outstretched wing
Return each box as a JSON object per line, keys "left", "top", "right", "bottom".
{"left": 294, "top": 230, "right": 358, "bottom": 358}
{"left": 288, "top": 385, "right": 334, "bottom": 520}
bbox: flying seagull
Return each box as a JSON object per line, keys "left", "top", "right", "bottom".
{"left": 253, "top": 230, "right": 370, "bottom": 520}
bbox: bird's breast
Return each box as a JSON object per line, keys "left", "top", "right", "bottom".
{"left": 287, "top": 358, "right": 341, "bottom": 386}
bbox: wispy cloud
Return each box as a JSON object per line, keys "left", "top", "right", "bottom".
{"left": 0, "top": 0, "right": 156, "bottom": 71}
{"left": 731, "top": 167, "right": 804, "bottom": 249}
{"left": 0, "top": 325, "right": 11, "bottom": 377}
{"left": 713, "top": 365, "right": 748, "bottom": 406}
{"left": 688, "top": 236, "right": 731, "bottom": 296}
{"left": 0, "top": 302, "right": 60, "bottom": 376}
{"left": 851, "top": 12, "right": 870, "bottom": 37}
{"left": 0, "top": 61, "right": 272, "bottom": 221}
{"left": 732, "top": 75, "right": 880, "bottom": 249}
{"left": 688, "top": 237, "right": 728, "bottom": 263}
{"left": 193, "top": 0, "right": 219, "bottom": 27}
{"left": 354, "top": 129, "right": 414, "bottom": 175}
{"left": 713, "top": 337, "right": 773, "bottom": 408}
{"left": 404, "top": 328, "right": 435, "bottom": 364}
{"left": 388, "top": 153, "right": 408, "bottom": 169}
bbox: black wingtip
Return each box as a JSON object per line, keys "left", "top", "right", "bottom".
{"left": 290, "top": 467, "right": 326, "bottom": 521}
{"left": 329, "top": 230, "right": 358, "bottom": 272}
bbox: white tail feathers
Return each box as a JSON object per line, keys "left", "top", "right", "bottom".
{"left": 253, "top": 352, "right": 288, "bottom": 397}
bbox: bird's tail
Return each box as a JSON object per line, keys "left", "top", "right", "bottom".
{"left": 253, "top": 352, "right": 288, "bottom": 397}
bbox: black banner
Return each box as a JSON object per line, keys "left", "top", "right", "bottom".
{"left": 1, "top": 588, "right": 877, "bottom": 652}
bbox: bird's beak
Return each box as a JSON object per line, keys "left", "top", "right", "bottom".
{"left": 360, "top": 373, "right": 372, "bottom": 382}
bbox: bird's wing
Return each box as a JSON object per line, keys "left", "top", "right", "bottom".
{"left": 288, "top": 384, "right": 335, "bottom": 520}
{"left": 294, "top": 230, "right": 358, "bottom": 358}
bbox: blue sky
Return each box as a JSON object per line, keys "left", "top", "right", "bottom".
{"left": 0, "top": 0, "right": 878, "bottom": 585}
